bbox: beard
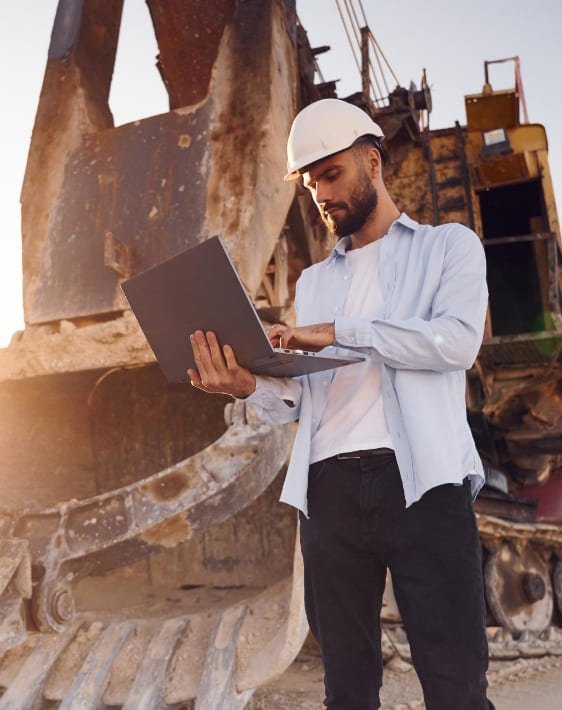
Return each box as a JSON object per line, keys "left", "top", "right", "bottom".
{"left": 321, "top": 171, "right": 378, "bottom": 237}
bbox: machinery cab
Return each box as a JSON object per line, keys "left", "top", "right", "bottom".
{"left": 465, "top": 58, "right": 561, "bottom": 348}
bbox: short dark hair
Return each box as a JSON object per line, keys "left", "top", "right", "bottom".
{"left": 351, "top": 134, "right": 387, "bottom": 166}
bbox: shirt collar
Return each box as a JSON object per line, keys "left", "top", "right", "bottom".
{"left": 396, "top": 212, "right": 419, "bottom": 232}
{"left": 328, "top": 212, "right": 418, "bottom": 262}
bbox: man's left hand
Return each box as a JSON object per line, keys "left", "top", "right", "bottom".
{"left": 268, "top": 322, "right": 335, "bottom": 351}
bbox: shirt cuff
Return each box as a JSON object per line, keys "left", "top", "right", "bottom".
{"left": 236, "top": 375, "right": 298, "bottom": 408}
{"left": 334, "top": 315, "right": 374, "bottom": 348}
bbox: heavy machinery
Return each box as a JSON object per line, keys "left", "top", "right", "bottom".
{"left": 0, "top": 1, "right": 562, "bottom": 707}
{"left": 376, "top": 55, "right": 562, "bottom": 655}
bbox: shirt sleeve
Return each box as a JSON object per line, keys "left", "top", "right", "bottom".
{"left": 236, "top": 375, "right": 302, "bottom": 424}
{"left": 235, "top": 277, "right": 305, "bottom": 423}
{"left": 334, "top": 227, "right": 488, "bottom": 372}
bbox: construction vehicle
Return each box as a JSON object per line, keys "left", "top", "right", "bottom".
{"left": 376, "top": 55, "right": 562, "bottom": 655}
{"left": 0, "top": 1, "right": 561, "bottom": 707}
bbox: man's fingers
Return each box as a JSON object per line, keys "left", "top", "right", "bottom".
{"left": 223, "top": 344, "right": 238, "bottom": 370}
{"left": 190, "top": 331, "right": 211, "bottom": 384}
{"left": 187, "top": 367, "right": 209, "bottom": 392}
{"left": 206, "top": 331, "right": 228, "bottom": 373}
{"left": 268, "top": 324, "right": 287, "bottom": 336}
{"left": 187, "top": 368, "right": 202, "bottom": 386}
{"left": 280, "top": 328, "right": 295, "bottom": 348}
{"left": 268, "top": 323, "right": 288, "bottom": 347}
{"left": 268, "top": 324, "right": 297, "bottom": 348}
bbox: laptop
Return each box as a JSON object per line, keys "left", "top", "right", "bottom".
{"left": 121, "top": 236, "right": 364, "bottom": 382}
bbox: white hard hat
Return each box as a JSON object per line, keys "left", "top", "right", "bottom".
{"left": 284, "top": 98, "right": 384, "bottom": 181}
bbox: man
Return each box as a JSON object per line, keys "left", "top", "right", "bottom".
{"left": 188, "top": 98, "right": 493, "bottom": 710}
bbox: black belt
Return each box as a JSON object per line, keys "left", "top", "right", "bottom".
{"left": 335, "top": 447, "right": 394, "bottom": 460}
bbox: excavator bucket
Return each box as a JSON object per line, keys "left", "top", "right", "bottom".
{"left": 0, "top": 0, "right": 323, "bottom": 706}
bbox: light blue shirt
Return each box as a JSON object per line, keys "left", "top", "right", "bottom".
{"left": 245, "top": 213, "right": 488, "bottom": 517}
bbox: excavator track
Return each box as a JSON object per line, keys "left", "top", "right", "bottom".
{"left": 0, "top": 561, "right": 306, "bottom": 708}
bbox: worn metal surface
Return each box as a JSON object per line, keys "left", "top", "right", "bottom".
{"left": 58, "top": 621, "right": 135, "bottom": 710}
{"left": 484, "top": 543, "right": 554, "bottom": 634}
{"left": 0, "top": 543, "right": 308, "bottom": 707}
{"left": 0, "top": 314, "right": 153, "bottom": 383}
{"left": 0, "top": 365, "right": 233, "bottom": 512}
{"left": 0, "top": 539, "right": 31, "bottom": 656}
{"left": 21, "top": 0, "right": 297, "bottom": 324}
{"left": 477, "top": 513, "right": 562, "bottom": 551}
{"left": 1, "top": 401, "right": 292, "bottom": 631}
{"left": 195, "top": 604, "right": 254, "bottom": 709}
{"left": 121, "top": 617, "right": 188, "bottom": 710}
{"left": 0, "top": 623, "right": 81, "bottom": 710}
{"left": 460, "top": 74, "right": 562, "bottom": 612}
{"left": 237, "top": 534, "right": 309, "bottom": 691}
{"left": 21, "top": 0, "right": 123, "bottom": 322}
{"left": 146, "top": 0, "right": 236, "bottom": 109}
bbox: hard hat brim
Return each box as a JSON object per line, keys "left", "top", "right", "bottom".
{"left": 283, "top": 145, "right": 349, "bottom": 182}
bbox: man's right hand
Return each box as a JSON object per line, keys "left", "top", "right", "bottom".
{"left": 188, "top": 330, "right": 256, "bottom": 399}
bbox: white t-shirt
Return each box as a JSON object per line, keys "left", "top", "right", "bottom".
{"left": 310, "top": 237, "right": 394, "bottom": 463}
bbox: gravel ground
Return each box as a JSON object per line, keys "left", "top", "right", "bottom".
{"left": 247, "top": 652, "right": 562, "bottom": 709}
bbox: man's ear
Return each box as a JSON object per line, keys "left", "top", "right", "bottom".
{"left": 366, "top": 146, "right": 382, "bottom": 178}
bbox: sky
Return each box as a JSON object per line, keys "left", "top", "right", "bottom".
{"left": 1, "top": 0, "right": 561, "bottom": 347}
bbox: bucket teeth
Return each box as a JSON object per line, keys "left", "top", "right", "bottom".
{"left": 123, "top": 617, "right": 189, "bottom": 710}
{"left": 59, "top": 621, "right": 135, "bottom": 710}
{"left": 195, "top": 604, "right": 254, "bottom": 710}
{"left": 0, "top": 623, "right": 81, "bottom": 710}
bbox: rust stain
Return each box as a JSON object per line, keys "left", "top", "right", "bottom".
{"left": 141, "top": 515, "right": 192, "bottom": 548}
{"left": 177, "top": 134, "right": 192, "bottom": 149}
{"left": 144, "top": 473, "right": 189, "bottom": 502}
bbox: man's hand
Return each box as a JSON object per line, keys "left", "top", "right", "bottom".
{"left": 188, "top": 330, "right": 256, "bottom": 398}
{"left": 268, "top": 322, "right": 335, "bottom": 351}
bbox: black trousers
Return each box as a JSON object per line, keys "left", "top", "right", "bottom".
{"left": 299, "top": 452, "right": 494, "bottom": 710}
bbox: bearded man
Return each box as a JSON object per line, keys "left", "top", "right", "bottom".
{"left": 188, "top": 99, "right": 494, "bottom": 710}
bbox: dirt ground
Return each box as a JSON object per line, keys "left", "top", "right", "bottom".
{"left": 247, "top": 651, "right": 562, "bottom": 709}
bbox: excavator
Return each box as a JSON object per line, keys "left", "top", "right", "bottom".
{"left": 0, "top": 1, "right": 561, "bottom": 706}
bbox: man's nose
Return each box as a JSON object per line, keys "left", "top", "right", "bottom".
{"left": 315, "top": 183, "right": 332, "bottom": 206}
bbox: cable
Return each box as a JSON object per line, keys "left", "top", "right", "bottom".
{"left": 342, "top": 0, "right": 383, "bottom": 104}
{"left": 343, "top": 0, "right": 362, "bottom": 43}
{"left": 334, "top": 0, "right": 361, "bottom": 74}
{"left": 369, "top": 32, "right": 391, "bottom": 95}
{"left": 357, "top": 0, "right": 369, "bottom": 26}
{"left": 366, "top": 46, "right": 387, "bottom": 103}
{"left": 345, "top": 0, "right": 381, "bottom": 103}
{"left": 369, "top": 31, "right": 400, "bottom": 87}
{"left": 346, "top": 0, "right": 360, "bottom": 40}
{"left": 332, "top": 0, "right": 401, "bottom": 105}
{"left": 369, "top": 58, "right": 386, "bottom": 105}
{"left": 355, "top": 0, "right": 397, "bottom": 94}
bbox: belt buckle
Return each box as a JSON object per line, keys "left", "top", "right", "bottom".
{"left": 336, "top": 451, "right": 363, "bottom": 460}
